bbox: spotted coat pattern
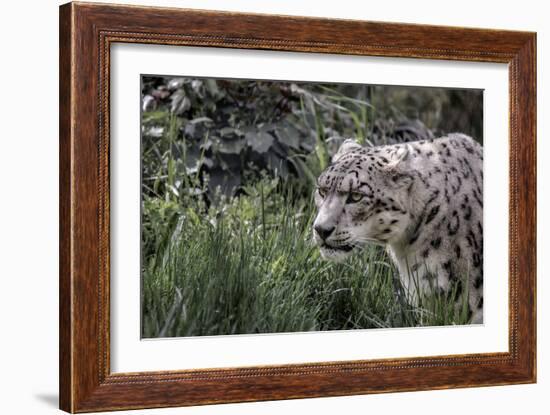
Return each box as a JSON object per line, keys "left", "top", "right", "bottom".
{"left": 312, "top": 134, "right": 483, "bottom": 323}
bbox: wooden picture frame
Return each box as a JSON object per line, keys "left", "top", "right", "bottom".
{"left": 59, "top": 2, "right": 536, "bottom": 412}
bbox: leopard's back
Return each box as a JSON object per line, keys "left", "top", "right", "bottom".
{"left": 386, "top": 134, "right": 483, "bottom": 322}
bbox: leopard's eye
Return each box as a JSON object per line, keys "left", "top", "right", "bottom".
{"left": 317, "top": 187, "right": 327, "bottom": 198}
{"left": 346, "top": 192, "right": 364, "bottom": 204}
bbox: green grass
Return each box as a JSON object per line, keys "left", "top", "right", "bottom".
{"left": 141, "top": 179, "right": 471, "bottom": 338}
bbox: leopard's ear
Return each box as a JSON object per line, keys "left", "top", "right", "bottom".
{"left": 385, "top": 145, "right": 410, "bottom": 169}
{"left": 332, "top": 139, "right": 362, "bottom": 162}
{"left": 385, "top": 145, "right": 413, "bottom": 188}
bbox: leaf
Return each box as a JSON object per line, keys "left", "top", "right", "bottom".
{"left": 170, "top": 90, "right": 191, "bottom": 115}
{"left": 191, "top": 80, "right": 203, "bottom": 92}
{"left": 200, "top": 139, "right": 213, "bottom": 151}
{"left": 168, "top": 185, "right": 179, "bottom": 198}
{"left": 275, "top": 123, "right": 301, "bottom": 150}
{"left": 246, "top": 131, "right": 274, "bottom": 153}
{"left": 216, "top": 137, "right": 246, "bottom": 154}
{"left": 259, "top": 123, "right": 275, "bottom": 133}
{"left": 219, "top": 127, "right": 243, "bottom": 137}
{"left": 205, "top": 79, "right": 222, "bottom": 99}
{"left": 142, "top": 95, "right": 156, "bottom": 112}
{"left": 189, "top": 117, "right": 213, "bottom": 125}
{"left": 144, "top": 126, "right": 164, "bottom": 138}
{"left": 167, "top": 78, "right": 186, "bottom": 90}
{"left": 183, "top": 122, "right": 196, "bottom": 137}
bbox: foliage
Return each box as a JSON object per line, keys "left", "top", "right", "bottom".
{"left": 142, "top": 77, "right": 483, "bottom": 204}
{"left": 140, "top": 76, "right": 481, "bottom": 337}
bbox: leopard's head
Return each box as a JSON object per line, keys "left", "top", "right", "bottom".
{"left": 313, "top": 139, "right": 414, "bottom": 261}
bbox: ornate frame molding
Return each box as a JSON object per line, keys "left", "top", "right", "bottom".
{"left": 60, "top": 2, "right": 536, "bottom": 412}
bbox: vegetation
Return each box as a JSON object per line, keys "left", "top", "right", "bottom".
{"left": 140, "top": 76, "right": 482, "bottom": 338}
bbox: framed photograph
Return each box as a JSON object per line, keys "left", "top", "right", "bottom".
{"left": 59, "top": 2, "right": 536, "bottom": 412}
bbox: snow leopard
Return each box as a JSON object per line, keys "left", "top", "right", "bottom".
{"left": 312, "top": 133, "right": 483, "bottom": 323}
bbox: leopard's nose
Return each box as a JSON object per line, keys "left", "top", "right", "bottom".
{"left": 315, "top": 225, "right": 335, "bottom": 241}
